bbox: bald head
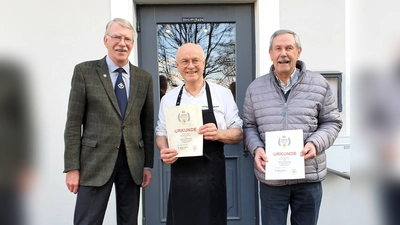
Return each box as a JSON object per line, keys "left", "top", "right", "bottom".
{"left": 176, "top": 43, "right": 205, "bottom": 61}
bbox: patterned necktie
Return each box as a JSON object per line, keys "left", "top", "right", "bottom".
{"left": 114, "top": 68, "right": 128, "bottom": 118}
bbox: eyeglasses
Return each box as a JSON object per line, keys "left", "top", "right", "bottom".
{"left": 107, "top": 35, "right": 134, "bottom": 44}
{"left": 179, "top": 58, "right": 203, "bottom": 66}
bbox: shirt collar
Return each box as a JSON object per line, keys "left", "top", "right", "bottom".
{"left": 275, "top": 68, "right": 300, "bottom": 94}
{"left": 106, "top": 56, "right": 130, "bottom": 74}
{"left": 183, "top": 81, "right": 206, "bottom": 97}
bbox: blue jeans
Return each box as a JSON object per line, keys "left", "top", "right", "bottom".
{"left": 259, "top": 182, "right": 322, "bottom": 225}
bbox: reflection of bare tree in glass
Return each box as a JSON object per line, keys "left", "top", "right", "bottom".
{"left": 158, "top": 36, "right": 178, "bottom": 88}
{"left": 157, "top": 23, "right": 236, "bottom": 88}
{"left": 214, "top": 42, "right": 236, "bottom": 87}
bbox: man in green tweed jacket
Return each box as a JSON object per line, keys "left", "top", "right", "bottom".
{"left": 64, "top": 18, "right": 154, "bottom": 225}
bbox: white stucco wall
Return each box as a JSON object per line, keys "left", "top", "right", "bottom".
{"left": 1, "top": 1, "right": 111, "bottom": 224}
{"left": 34, "top": 1, "right": 111, "bottom": 222}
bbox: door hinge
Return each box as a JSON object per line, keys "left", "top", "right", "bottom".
{"left": 137, "top": 22, "right": 140, "bottom": 33}
{"left": 243, "top": 146, "right": 250, "bottom": 157}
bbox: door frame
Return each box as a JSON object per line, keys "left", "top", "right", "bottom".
{"left": 136, "top": 4, "right": 258, "bottom": 225}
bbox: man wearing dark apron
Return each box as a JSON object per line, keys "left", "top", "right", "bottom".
{"left": 156, "top": 43, "right": 243, "bottom": 225}
{"left": 167, "top": 82, "right": 226, "bottom": 225}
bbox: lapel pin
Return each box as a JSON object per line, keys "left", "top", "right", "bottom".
{"left": 103, "top": 74, "right": 107, "bottom": 77}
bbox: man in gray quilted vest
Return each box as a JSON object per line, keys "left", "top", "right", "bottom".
{"left": 242, "top": 29, "right": 343, "bottom": 225}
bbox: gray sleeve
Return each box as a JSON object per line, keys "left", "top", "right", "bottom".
{"left": 242, "top": 85, "right": 265, "bottom": 156}
{"left": 305, "top": 82, "right": 343, "bottom": 153}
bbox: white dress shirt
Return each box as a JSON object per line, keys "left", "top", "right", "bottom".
{"left": 156, "top": 81, "right": 243, "bottom": 137}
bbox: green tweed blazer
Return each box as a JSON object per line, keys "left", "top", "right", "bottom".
{"left": 64, "top": 56, "right": 154, "bottom": 187}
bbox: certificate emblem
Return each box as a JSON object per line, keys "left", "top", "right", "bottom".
{"left": 278, "top": 135, "right": 291, "bottom": 148}
{"left": 178, "top": 111, "right": 190, "bottom": 124}
{"left": 165, "top": 104, "right": 203, "bottom": 157}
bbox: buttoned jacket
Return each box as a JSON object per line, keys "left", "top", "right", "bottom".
{"left": 64, "top": 56, "right": 154, "bottom": 186}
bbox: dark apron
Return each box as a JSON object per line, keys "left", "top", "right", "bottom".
{"left": 167, "top": 82, "right": 227, "bottom": 225}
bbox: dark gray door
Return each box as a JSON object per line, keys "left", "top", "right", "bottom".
{"left": 137, "top": 4, "right": 257, "bottom": 225}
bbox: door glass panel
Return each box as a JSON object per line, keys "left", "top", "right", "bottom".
{"left": 157, "top": 23, "right": 237, "bottom": 101}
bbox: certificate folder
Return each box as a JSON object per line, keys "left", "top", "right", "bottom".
{"left": 264, "top": 129, "right": 305, "bottom": 180}
{"left": 165, "top": 104, "right": 203, "bottom": 157}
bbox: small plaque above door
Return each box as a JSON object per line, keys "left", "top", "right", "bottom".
{"left": 182, "top": 17, "right": 204, "bottom": 22}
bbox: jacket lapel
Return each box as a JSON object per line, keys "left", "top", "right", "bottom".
{"left": 96, "top": 57, "right": 121, "bottom": 117}
{"left": 124, "top": 63, "right": 139, "bottom": 119}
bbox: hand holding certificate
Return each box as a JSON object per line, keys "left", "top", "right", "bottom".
{"left": 165, "top": 104, "right": 203, "bottom": 157}
{"left": 264, "top": 129, "right": 305, "bottom": 180}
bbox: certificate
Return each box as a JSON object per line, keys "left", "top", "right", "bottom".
{"left": 164, "top": 104, "right": 203, "bottom": 157}
{"left": 264, "top": 129, "right": 305, "bottom": 180}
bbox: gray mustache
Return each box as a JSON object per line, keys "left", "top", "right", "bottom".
{"left": 115, "top": 47, "right": 128, "bottom": 52}
{"left": 277, "top": 57, "right": 290, "bottom": 63}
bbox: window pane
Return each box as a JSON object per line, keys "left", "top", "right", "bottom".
{"left": 157, "top": 23, "right": 237, "bottom": 101}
